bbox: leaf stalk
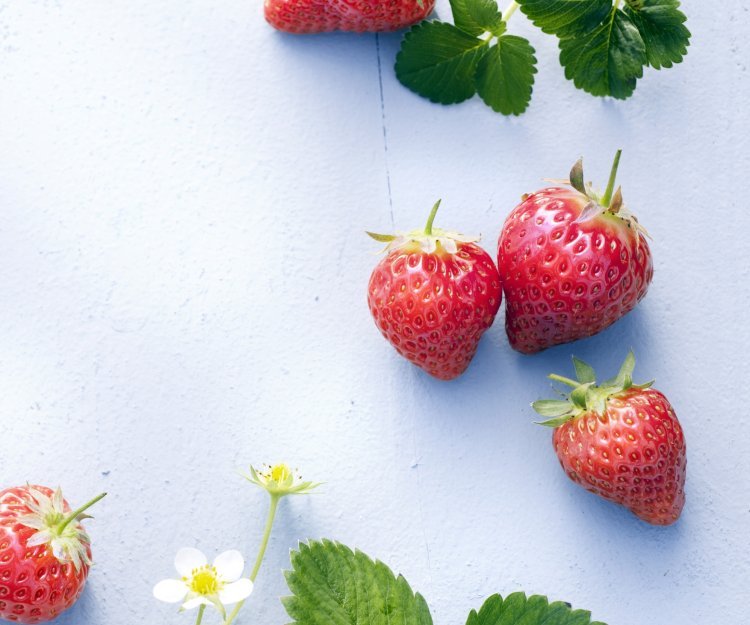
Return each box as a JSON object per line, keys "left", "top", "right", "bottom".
{"left": 502, "top": 1, "right": 519, "bottom": 22}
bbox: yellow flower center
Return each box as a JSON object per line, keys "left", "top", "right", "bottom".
{"left": 187, "top": 566, "right": 222, "bottom": 595}
{"left": 269, "top": 463, "right": 291, "bottom": 482}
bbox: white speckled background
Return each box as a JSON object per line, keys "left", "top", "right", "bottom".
{"left": 1, "top": 0, "right": 749, "bottom": 623}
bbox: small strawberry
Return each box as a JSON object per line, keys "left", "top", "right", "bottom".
{"left": 264, "top": 0, "right": 435, "bottom": 34}
{"left": 497, "top": 151, "right": 653, "bottom": 354}
{"left": 533, "top": 353, "right": 686, "bottom": 525}
{"left": 367, "top": 201, "right": 502, "bottom": 381}
{"left": 0, "top": 486, "right": 106, "bottom": 623}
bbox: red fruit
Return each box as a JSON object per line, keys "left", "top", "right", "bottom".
{"left": 498, "top": 151, "right": 653, "bottom": 354}
{"left": 264, "top": 0, "right": 435, "bottom": 33}
{"left": 533, "top": 353, "right": 686, "bottom": 525}
{"left": 0, "top": 486, "right": 105, "bottom": 623}
{"left": 367, "top": 201, "right": 502, "bottom": 380}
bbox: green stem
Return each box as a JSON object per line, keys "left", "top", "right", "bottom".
{"left": 601, "top": 149, "right": 622, "bottom": 207}
{"left": 223, "top": 495, "right": 280, "bottom": 625}
{"left": 424, "top": 200, "right": 441, "bottom": 236}
{"left": 502, "top": 1, "right": 519, "bottom": 22}
{"left": 548, "top": 374, "right": 580, "bottom": 388}
{"left": 195, "top": 605, "right": 206, "bottom": 625}
{"left": 56, "top": 492, "right": 107, "bottom": 533}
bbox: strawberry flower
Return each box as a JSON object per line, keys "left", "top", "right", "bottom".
{"left": 242, "top": 463, "right": 320, "bottom": 497}
{"left": 153, "top": 548, "right": 253, "bottom": 617}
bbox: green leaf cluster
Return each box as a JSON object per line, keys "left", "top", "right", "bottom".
{"left": 395, "top": 0, "right": 690, "bottom": 115}
{"left": 283, "top": 539, "right": 606, "bottom": 625}
{"left": 395, "top": 0, "right": 537, "bottom": 116}
{"left": 518, "top": 0, "right": 690, "bottom": 99}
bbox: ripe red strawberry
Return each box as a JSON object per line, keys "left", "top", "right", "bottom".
{"left": 497, "top": 151, "right": 653, "bottom": 354}
{"left": 367, "top": 201, "right": 502, "bottom": 380}
{"left": 0, "top": 486, "right": 106, "bottom": 623}
{"left": 533, "top": 353, "right": 686, "bottom": 525}
{"left": 264, "top": 0, "right": 435, "bottom": 34}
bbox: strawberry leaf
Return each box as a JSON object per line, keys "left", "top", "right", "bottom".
{"left": 282, "top": 540, "right": 433, "bottom": 625}
{"left": 623, "top": 0, "right": 690, "bottom": 69}
{"left": 559, "top": 8, "right": 647, "bottom": 99}
{"left": 475, "top": 35, "right": 537, "bottom": 115}
{"left": 516, "top": 0, "right": 612, "bottom": 38}
{"left": 395, "top": 22, "right": 490, "bottom": 105}
{"left": 466, "top": 592, "right": 607, "bottom": 625}
{"left": 450, "top": 0, "right": 505, "bottom": 37}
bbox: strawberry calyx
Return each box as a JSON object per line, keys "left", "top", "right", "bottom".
{"left": 16, "top": 487, "right": 106, "bottom": 571}
{"left": 560, "top": 150, "right": 649, "bottom": 239}
{"left": 367, "top": 200, "right": 480, "bottom": 255}
{"left": 532, "top": 351, "right": 654, "bottom": 427}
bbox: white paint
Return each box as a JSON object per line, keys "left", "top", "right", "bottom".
{"left": 1, "top": 0, "right": 748, "bottom": 623}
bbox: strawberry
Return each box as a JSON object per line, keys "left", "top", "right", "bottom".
{"left": 497, "top": 151, "right": 653, "bottom": 354}
{"left": 533, "top": 353, "right": 686, "bottom": 525}
{"left": 367, "top": 201, "right": 502, "bottom": 380}
{"left": 0, "top": 486, "right": 106, "bottom": 623}
{"left": 264, "top": 0, "right": 435, "bottom": 34}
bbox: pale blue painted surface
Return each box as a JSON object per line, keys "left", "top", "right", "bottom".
{"left": 1, "top": 1, "right": 748, "bottom": 623}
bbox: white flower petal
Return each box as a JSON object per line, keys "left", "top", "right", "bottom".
{"left": 218, "top": 579, "right": 253, "bottom": 605}
{"left": 213, "top": 550, "right": 244, "bottom": 582}
{"left": 182, "top": 596, "right": 211, "bottom": 610}
{"left": 153, "top": 579, "right": 188, "bottom": 603}
{"left": 174, "top": 547, "right": 207, "bottom": 577}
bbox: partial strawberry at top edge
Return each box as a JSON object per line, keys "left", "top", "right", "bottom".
{"left": 264, "top": 0, "right": 436, "bottom": 34}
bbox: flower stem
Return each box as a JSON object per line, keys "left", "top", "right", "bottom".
{"left": 502, "top": 1, "right": 519, "bottom": 22}
{"left": 222, "top": 495, "right": 280, "bottom": 625}
{"left": 601, "top": 149, "right": 622, "bottom": 207}
{"left": 195, "top": 605, "right": 206, "bottom": 625}
{"left": 424, "top": 200, "right": 441, "bottom": 236}
{"left": 56, "top": 493, "right": 107, "bottom": 533}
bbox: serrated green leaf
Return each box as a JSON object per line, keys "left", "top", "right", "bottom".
{"left": 516, "top": 0, "right": 612, "bottom": 38}
{"left": 466, "top": 592, "right": 607, "bottom": 625}
{"left": 475, "top": 35, "right": 537, "bottom": 115}
{"left": 450, "top": 0, "right": 506, "bottom": 37}
{"left": 559, "top": 8, "right": 647, "bottom": 99}
{"left": 532, "top": 399, "right": 574, "bottom": 417}
{"left": 624, "top": 0, "right": 690, "bottom": 69}
{"left": 396, "top": 22, "right": 490, "bottom": 105}
{"left": 572, "top": 356, "right": 596, "bottom": 384}
{"left": 282, "top": 540, "right": 433, "bottom": 625}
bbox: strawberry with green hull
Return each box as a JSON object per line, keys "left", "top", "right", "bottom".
{"left": 0, "top": 486, "right": 105, "bottom": 623}
{"left": 265, "top": 0, "right": 435, "bottom": 34}
{"left": 534, "top": 353, "right": 686, "bottom": 526}
{"left": 497, "top": 151, "right": 653, "bottom": 354}
{"left": 368, "top": 201, "right": 502, "bottom": 380}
